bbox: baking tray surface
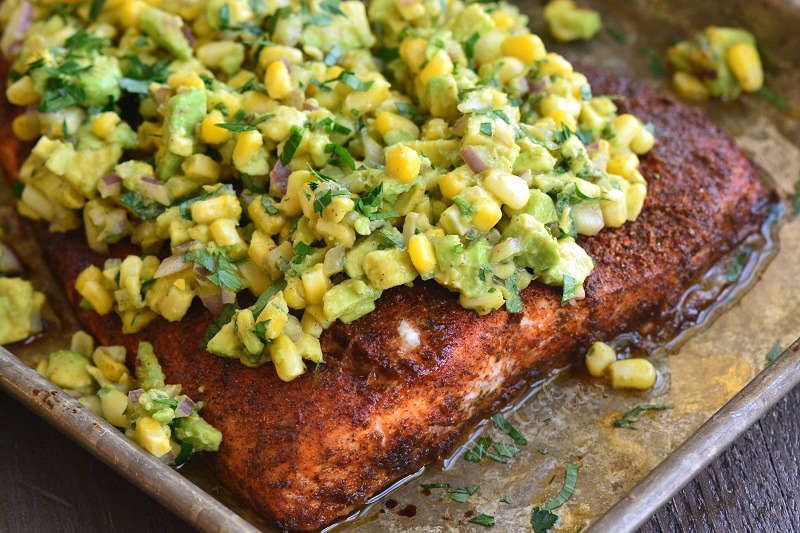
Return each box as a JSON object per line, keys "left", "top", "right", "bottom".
{"left": 2, "top": 0, "right": 800, "bottom": 531}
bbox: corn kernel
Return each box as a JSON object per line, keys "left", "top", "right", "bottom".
{"left": 501, "top": 34, "right": 546, "bottom": 65}
{"left": 585, "top": 341, "right": 616, "bottom": 377}
{"left": 199, "top": 109, "right": 232, "bottom": 144}
{"left": 626, "top": 182, "right": 647, "bottom": 221}
{"left": 607, "top": 154, "right": 639, "bottom": 179}
{"left": 182, "top": 154, "right": 220, "bottom": 183}
{"left": 255, "top": 292, "right": 289, "bottom": 337}
{"left": 483, "top": 169, "right": 530, "bottom": 210}
{"left": 612, "top": 114, "right": 640, "bottom": 148}
{"left": 12, "top": 113, "right": 40, "bottom": 141}
{"left": 400, "top": 37, "right": 428, "bottom": 73}
{"left": 264, "top": 60, "right": 292, "bottom": 100}
{"left": 134, "top": 416, "right": 172, "bottom": 457}
{"left": 548, "top": 109, "right": 576, "bottom": 130}
{"left": 270, "top": 334, "right": 305, "bottom": 382}
{"left": 672, "top": 72, "right": 709, "bottom": 101}
{"left": 609, "top": 358, "right": 657, "bottom": 390}
{"left": 491, "top": 10, "right": 516, "bottom": 29}
{"left": 119, "top": 0, "right": 146, "bottom": 26}
{"left": 233, "top": 129, "right": 263, "bottom": 169}
{"left": 301, "top": 264, "right": 330, "bottom": 305}
{"left": 241, "top": 90, "right": 273, "bottom": 114}
{"left": 259, "top": 45, "right": 303, "bottom": 68}
{"left": 210, "top": 218, "right": 243, "bottom": 247}
{"left": 91, "top": 112, "right": 120, "bottom": 139}
{"left": 472, "top": 199, "right": 503, "bottom": 232}
{"left": 167, "top": 71, "right": 205, "bottom": 91}
{"left": 191, "top": 194, "right": 241, "bottom": 224}
{"left": 408, "top": 234, "right": 436, "bottom": 276}
{"left": 538, "top": 52, "right": 573, "bottom": 76}
{"left": 726, "top": 42, "right": 763, "bottom": 93}
{"left": 321, "top": 195, "right": 354, "bottom": 223}
{"left": 6, "top": 76, "right": 39, "bottom": 106}
{"left": 438, "top": 167, "right": 470, "bottom": 199}
{"left": 375, "top": 111, "right": 419, "bottom": 138}
{"left": 600, "top": 188, "right": 627, "bottom": 228}
{"left": 386, "top": 144, "right": 421, "bottom": 183}
{"left": 283, "top": 277, "right": 307, "bottom": 309}
{"left": 418, "top": 50, "right": 453, "bottom": 88}
{"left": 630, "top": 125, "right": 655, "bottom": 155}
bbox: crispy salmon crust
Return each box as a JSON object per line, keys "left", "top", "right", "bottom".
{"left": 17, "top": 70, "right": 772, "bottom": 530}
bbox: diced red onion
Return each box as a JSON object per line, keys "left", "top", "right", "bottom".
{"left": 1, "top": 2, "right": 33, "bottom": 55}
{"left": 139, "top": 177, "right": 171, "bottom": 205}
{"left": 302, "top": 102, "right": 319, "bottom": 111}
{"left": 181, "top": 25, "right": 195, "bottom": 47}
{"left": 201, "top": 292, "right": 223, "bottom": 315}
{"left": 174, "top": 398, "right": 196, "bottom": 418}
{"left": 128, "top": 388, "right": 144, "bottom": 404}
{"left": 286, "top": 89, "right": 304, "bottom": 109}
{"left": 98, "top": 173, "right": 122, "bottom": 198}
{"left": 452, "top": 115, "right": 468, "bottom": 136}
{"left": 460, "top": 146, "right": 489, "bottom": 174}
{"left": 153, "top": 255, "right": 190, "bottom": 278}
{"left": 528, "top": 78, "right": 548, "bottom": 93}
{"left": 154, "top": 87, "right": 172, "bottom": 104}
{"left": 193, "top": 263, "right": 209, "bottom": 277}
{"left": 221, "top": 287, "right": 236, "bottom": 304}
{"left": 494, "top": 121, "right": 515, "bottom": 147}
{"left": 0, "top": 242, "right": 23, "bottom": 275}
{"left": 270, "top": 161, "right": 291, "bottom": 195}
{"left": 173, "top": 240, "right": 200, "bottom": 253}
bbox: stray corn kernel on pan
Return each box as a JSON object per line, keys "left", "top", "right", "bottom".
{"left": 1, "top": 0, "right": 796, "bottom": 530}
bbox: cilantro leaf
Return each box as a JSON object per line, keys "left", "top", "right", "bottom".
{"left": 324, "top": 142, "right": 356, "bottom": 170}
{"left": 89, "top": 0, "right": 106, "bottom": 21}
{"left": 491, "top": 414, "right": 527, "bottom": 446}
{"left": 202, "top": 303, "right": 238, "bottom": 347}
{"left": 281, "top": 126, "right": 304, "bottom": 164}
{"left": 120, "top": 190, "right": 166, "bottom": 220}
{"left": 504, "top": 275, "right": 522, "bottom": 313}
{"left": 531, "top": 507, "right": 558, "bottom": 533}
{"left": 447, "top": 485, "right": 478, "bottom": 503}
{"left": 184, "top": 244, "right": 243, "bottom": 292}
{"left": 469, "top": 514, "right": 495, "bottom": 527}
{"left": 766, "top": 342, "right": 782, "bottom": 364}
{"left": 612, "top": 404, "right": 672, "bottom": 429}
{"left": 250, "top": 279, "right": 288, "bottom": 317}
{"left": 465, "top": 436, "right": 493, "bottom": 463}
{"left": 561, "top": 274, "right": 576, "bottom": 306}
{"left": 453, "top": 196, "right": 475, "bottom": 217}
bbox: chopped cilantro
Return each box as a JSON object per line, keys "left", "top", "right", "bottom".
{"left": 491, "top": 414, "right": 527, "bottom": 446}
{"left": 324, "top": 45, "right": 343, "bottom": 66}
{"left": 12, "top": 182, "right": 24, "bottom": 199}
{"left": 420, "top": 482, "right": 450, "bottom": 490}
{"left": 216, "top": 114, "right": 271, "bottom": 132}
{"left": 89, "top": 0, "right": 106, "bottom": 20}
{"left": 202, "top": 303, "right": 238, "bottom": 347}
{"left": 324, "top": 142, "right": 355, "bottom": 170}
{"left": 755, "top": 86, "right": 789, "bottom": 111}
{"left": 766, "top": 342, "right": 782, "bottom": 364}
{"left": 281, "top": 126, "right": 304, "bottom": 164}
{"left": 612, "top": 404, "right": 672, "bottom": 429}
{"left": 493, "top": 442, "right": 521, "bottom": 458}
{"left": 465, "top": 436, "right": 493, "bottom": 463}
{"left": 261, "top": 195, "right": 280, "bottom": 215}
{"left": 504, "top": 275, "right": 522, "bottom": 313}
{"left": 561, "top": 274, "right": 577, "bottom": 306}
{"left": 469, "top": 514, "right": 495, "bottom": 527}
{"left": 313, "top": 188, "right": 349, "bottom": 213}
{"left": 120, "top": 190, "right": 166, "bottom": 220}
{"left": 531, "top": 507, "right": 558, "bottom": 533}
{"left": 725, "top": 246, "right": 752, "bottom": 282}
{"left": 249, "top": 279, "right": 288, "bottom": 317}
{"left": 605, "top": 27, "right": 627, "bottom": 45}
{"left": 480, "top": 122, "right": 493, "bottom": 136}
{"left": 448, "top": 485, "right": 478, "bottom": 503}
{"left": 183, "top": 244, "right": 243, "bottom": 291}
{"left": 292, "top": 242, "right": 313, "bottom": 265}
{"left": 465, "top": 32, "right": 480, "bottom": 68}
{"left": 395, "top": 101, "right": 426, "bottom": 122}
{"left": 253, "top": 320, "right": 271, "bottom": 342}
{"left": 453, "top": 196, "right": 475, "bottom": 217}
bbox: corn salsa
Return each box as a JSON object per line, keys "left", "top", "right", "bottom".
{"left": 2, "top": 0, "right": 654, "bottom": 380}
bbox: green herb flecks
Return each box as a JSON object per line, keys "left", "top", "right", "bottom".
{"left": 561, "top": 274, "right": 577, "bottom": 306}
{"left": 530, "top": 463, "right": 580, "bottom": 532}
{"left": 469, "top": 513, "right": 495, "bottom": 527}
{"left": 755, "top": 86, "right": 790, "bottom": 111}
{"left": 465, "top": 436, "right": 494, "bottom": 463}
{"left": 324, "top": 142, "right": 356, "bottom": 170}
{"left": 120, "top": 190, "right": 166, "bottom": 220}
{"left": 313, "top": 188, "right": 350, "bottom": 213}
{"left": 605, "top": 27, "right": 627, "bottom": 45}
{"left": 202, "top": 303, "right": 238, "bottom": 347}
{"left": 249, "top": 279, "right": 288, "bottom": 317}
{"left": 465, "top": 32, "right": 480, "bottom": 68}
{"left": 491, "top": 414, "right": 527, "bottom": 446}
{"left": 279, "top": 125, "right": 304, "bottom": 164}
{"left": 612, "top": 404, "right": 672, "bottom": 429}
{"left": 725, "top": 246, "right": 752, "bottom": 282}
{"left": 453, "top": 196, "right": 475, "bottom": 217}
{"left": 766, "top": 341, "right": 782, "bottom": 364}
{"left": 420, "top": 482, "right": 450, "bottom": 490}
{"left": 184, "top": 244, "right": 243, "bottom": 292}
{"left": 448, "top": 485, "right": 478, "bottom": 503}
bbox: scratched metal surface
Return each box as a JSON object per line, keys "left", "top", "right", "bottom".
{"left": 2, "top": 0, "right": 800, "bottom": 531}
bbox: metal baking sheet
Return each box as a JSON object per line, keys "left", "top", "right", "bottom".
{"left": 2, "top": 0, "right": 800, "bottom": 531}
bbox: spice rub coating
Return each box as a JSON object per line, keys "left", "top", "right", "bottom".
{"left": 32, "top": 70, "right": 772, "bottom": 530}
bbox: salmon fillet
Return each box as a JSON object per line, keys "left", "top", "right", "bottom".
{"left": 17, "top": 69, "right": 772, "bottom": 530}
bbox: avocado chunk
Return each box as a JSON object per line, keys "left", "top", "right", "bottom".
{"left": 135, "top": 341, "right": 166, "bottom": 390}
{"left": 156, "top": 88, "right": 207, "bottom": 180}
{"left": 362, "top": 248, "right": 417, "bottom": 290}
{"left": 447, "top": 4, "right": 495, "bottom": 42}
{"left": 509, "top": 189, "right": 558, "bottom": 224}
{"left": 433, "top": 236, "right": 493, "bottom": 299}
{"left": 300, "top": 1, "right": 375, "bottom": 50}
{"left": 172, "top": 414, "right": 223, "bottom": 452}
{"left": 77, "top": 55, "right": 122, "bottom": 107}
{"left": 501, "top": 213, "right": 560, "bottom": 272}
{"left": 424, "top": 76, "right": 459, "bottom": 121}
{"left": 0, "top": 277, "right": 45, "bottom": 345}
{"left": 140, "top": 6, "right": 193, "bottom": 60}
{"left": 322, "top": 279, "right": 382, "bottom": 322}
{"left": 538, "top": 237, "right": 595, "bottom": 287}
{"left": 46, "top": 350, "right": 93, "bottom": 390}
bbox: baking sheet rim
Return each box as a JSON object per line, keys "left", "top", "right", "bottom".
{"left": 3, "top": 336, "right": 800, "bottom": 532}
